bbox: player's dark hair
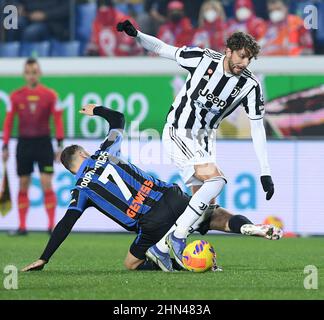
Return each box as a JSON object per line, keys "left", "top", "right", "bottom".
{"left": 226, "top": 32, "right": 261, "bottom": 59}
{"left": 61, "top": 145, "right": 83, "bottom": 173}
{"left": 25, "top": 57, "right": 38, "bottom": 65}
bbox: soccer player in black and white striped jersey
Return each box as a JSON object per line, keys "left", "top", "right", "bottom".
{"left": 118, "top": 20, "right": 278, "bottom": 269}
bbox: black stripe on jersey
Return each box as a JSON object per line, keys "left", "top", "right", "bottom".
{"left": 116, "top": 161, "right": 168, "bottom": 194}
{"left": 243, "top": 69, "right": 252, "bottom": 78}
{"left": 209, "top": 76, "right": 248, "bottom": 128}
{"left": 180, "top": 50, "right": 204, "bottom": 59}
{"left": 205, "top": 49, "right": 223, "bottom": 60}
{"left": 242, "top": 96, "right": 249, "bottom": 114}
{"left": 89, "top": 181, "right": 129, "bottom": 213}
{"left": 173, "top": 75, "right": 192, "bottom": 128}
{"left": 185, "top": 61, "right": 219, "bottom": 128}
{"left": 241, "top": 86, "right": 254, "bottom": 115}
{"left": 202, "top": 75, "right": 231, "bottom": 129}
{"left": 198, "top": 62, "right": 221, "bottom": 128}
{"left": 255, "top": 85, "right": 262, "bottom": 115}
{"left": 169, "top": 127, "right": 193, "bottom": 159}
{"left": 166, "top": 105, "right": 174, "bottom": 121}
{"left": 205, "top": 75, "right": 231, "bottom": 109}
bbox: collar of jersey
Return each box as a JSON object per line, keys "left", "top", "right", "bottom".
{"left": 75, "top": 158, "right": 89, "bottom": 180}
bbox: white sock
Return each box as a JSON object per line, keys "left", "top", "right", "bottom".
{"left": 155, "top": 224, "right": 176, "bottom": 253}
{"left": 188, "top": 204, "right": 217, "bottom": 235}
{"left": 173, "top": 178, "right": 226, "bottom": 239}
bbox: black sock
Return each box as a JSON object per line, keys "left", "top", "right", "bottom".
{"left": 136, "top": 259, "right": 161, "bottom": 271}
{"left": 228, "top": 215, "right": 253, "bottom": 233}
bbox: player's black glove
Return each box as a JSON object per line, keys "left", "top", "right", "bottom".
{"left": 260, "top": 175, "right": 274, "bottom": 200}
{"left": 116, "top": 20, "right": 138, "bottom": 37}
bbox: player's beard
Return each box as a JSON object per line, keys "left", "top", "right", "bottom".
{"left": 228, "top": 58, "right": 245, "bottom": 76}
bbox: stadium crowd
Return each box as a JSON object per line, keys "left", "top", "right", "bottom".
{"left": 0, "top": 0, "right": 323, "bottom": 56}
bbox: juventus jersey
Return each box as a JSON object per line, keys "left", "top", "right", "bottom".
{"left": 166, "top": 46, "right": 265, "bottom": 132}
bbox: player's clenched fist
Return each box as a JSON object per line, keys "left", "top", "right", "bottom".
{"left": 116, "top": 20, "right": 138, "bottom": 37}
{"left": 79, "top": 104, "right": 97, "bottom": 116}
{"left": 260, "top": 175, "right": 274, "bottom": 200}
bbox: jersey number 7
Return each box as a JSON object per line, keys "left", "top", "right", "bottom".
{"left": 98, "top": 164, "right": 132, "bottom": 201}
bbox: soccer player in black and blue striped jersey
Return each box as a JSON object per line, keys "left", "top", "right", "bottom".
{"left": 21, "top": 104, "right": 282, "bottom": 273}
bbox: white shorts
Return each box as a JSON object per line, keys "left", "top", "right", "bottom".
{"left": 162, "top": 125, "right": 218, "bottom": 186}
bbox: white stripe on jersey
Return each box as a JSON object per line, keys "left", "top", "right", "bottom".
{"left": 166, "top": 47, "right": 265, "bottom": 132}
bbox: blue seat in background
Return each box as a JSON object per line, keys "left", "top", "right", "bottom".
{"left": 0, "top": 42, "right": 20, "bottom": 57}
{"left": 20, "top": 41, "right": 51, "bottom": 57}
{"left": 51, "top": 40, "right": 81, "bottom": 57}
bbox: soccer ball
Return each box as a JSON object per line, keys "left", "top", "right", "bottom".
{"left": 182, "top": 240, "right": 216, "bottom": 272}
{"left": 263, "top": 216, "right": 284, "bottom": 230}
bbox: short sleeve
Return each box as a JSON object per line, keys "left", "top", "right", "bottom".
{"left": 175, "top": 46, "right": 205, "bottom": 71}
{"left": 68, "top": 188, "right": 89, "bottom": 212}
{"left": 242, "top": 83, "right": 265, "bottom": 120}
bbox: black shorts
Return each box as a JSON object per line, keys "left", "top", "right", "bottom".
{"left": 129, "top": 185, "right": 211, "bottom": 260}
{"left": 16, "top": 137, "right": 54, "bottom": 176}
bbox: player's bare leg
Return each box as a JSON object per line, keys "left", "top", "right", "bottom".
{"left": 206, "top": 207, "right": 283, "bottom": 240}
{"left": 40, "top": 173, "right": 57, "bottom": 233}
{"left": 124, "top": 251, "right": 144, "bottom": 270}
{"left": 124, "top": 251, "right": 161, "bottom": 271}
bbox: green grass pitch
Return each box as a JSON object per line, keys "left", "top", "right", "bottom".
{"left": 0, "top": 232, "right": 323, "bottom": 300}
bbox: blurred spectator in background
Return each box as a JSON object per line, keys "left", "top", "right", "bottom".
{"left": 182, "top": 0, "right": 205, "bottom": 27}
{"left": 191, "top": 0, "right": 226, "bottom": 52}
{"left": 157, "top": 0, "right": 193, "bottom": 47}
{"left": 87, "top": 0, "right": 142, "bottom": 56}
{"left": 137, "top": 0, "right": 170, "bottom": 36}
{"left": 5, "top": 0, "right": 70, "bottom": 42}
{"left": 114, "top": 0, "right": 145, "bottom": 18}
{"left": 226, "top": 0, "right": 266, "bottom": 41}
{"left": 260, "top": 0, "right": 314, "bottom": 56}
{"left": 75, "top": 0, "right": 97, "bottom": 55}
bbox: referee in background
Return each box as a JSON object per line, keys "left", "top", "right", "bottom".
{"left": 2, "top": 58, "right": 64, "bottom": 235}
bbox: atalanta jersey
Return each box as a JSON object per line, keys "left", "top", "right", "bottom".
{"left": 68, "top": 130, "right": 173, "bottom": 231}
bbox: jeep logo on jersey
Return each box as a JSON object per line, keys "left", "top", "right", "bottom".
{"left": 198, "top": 88, "right": 227, "bottom": 109}
{"left": 231, "top": 86, "right": 241, "bottom": 98}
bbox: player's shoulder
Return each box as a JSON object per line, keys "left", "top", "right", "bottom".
{"left": 38, "top": 84, "right": 58, "bottom": 98}
{"left": 204, "top": 48, "right": 223, "bottom": 61}
{"left": 241, "top": 68, "right": 261, "bottom": 86}
{"left": 177, "top": 45, "right": 205, "bottom": 56}
{"left": 11, "top": 86, "right": 26, "bottom": 98}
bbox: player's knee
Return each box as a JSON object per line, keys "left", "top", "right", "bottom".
{"left": 194, "top": 164, "right": 225, "bottom": 182}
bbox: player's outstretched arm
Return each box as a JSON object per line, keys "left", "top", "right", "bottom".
{"left": 250, "top": 119, "right": 274, "bottom": 200}
{"left": 21, "top": 209, "right": 82, "bottom": 272}
{"left": 116, "top": 20, "right": 178, "bottom": 60}
{"left": 80, "top": 104, "right": 125, "bottom": 131}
